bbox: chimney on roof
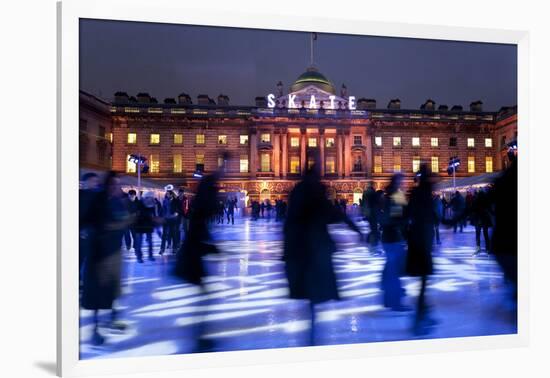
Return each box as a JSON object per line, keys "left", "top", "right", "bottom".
{"left": 276, "top": 81, "right": 283, "bottom": 97}
{"left": 177, "top": 93, "right": 192, "bottom": 105}
{"left": 387, "top": 99, "right": 401, "bottom": 109}
{"left": 421, "top": 99, "right": 436, "bottom": 110}
{"left": 341, "top": 84, "right": 348, "bottom": 98}
{"left": 255, "top": 96, "right": 267, "bottom": 107}
{"left": 197, "top": 94, "right": 210, "bottom": 105}
{"left": 136, "top": 92, "right": 151, "bottom": 104}
{"left": 150, "top": 97, "right": 158, "bottom": 104}
{"left": 470, "top": 100, "right": 483, "bottom": 112}
{"left": 128, "top": 96, "right": 137, "bottom": 103}
{"left": 114, "top": 91, "right": 129, "bottom": 104}
{"left": 357, "top": 98, "right": 376, "bottom": 110}
{"left": 438, "top": 104, "right": 449, "bottom": 111}
{"left": 217, "top": 94, "right": 230, "bottom": 106}
{"left": 451, "top": 105, "right": 463, "bottom": 112}
{"left": 164, "top": 98, "right": 176, "bottom": 104}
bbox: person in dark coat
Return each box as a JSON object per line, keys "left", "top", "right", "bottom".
{"left": 134, "top": 191, "right": 159, "bottom": 263}
{"left": 406, "top": 164, "right": 436, "bottom": 335}
{"left": 380, "top": 173, "right": 409, "bottom": 311}
{"left": 174, "top": 154, "right": 228, "bottom": 352}
{"left": 432, "top": 194, "right": 443, "bottom": 245}
{"left": 450, "top": 191, "right": 466, "bottom": 232}
{"left": 123, "top": 189, "right": 140, "bottom": 252}
{"left": 283, "top": 150, "right": 362, "bottom": 346}
{"left": 81, "top": 171, "right": 133, "bottom": 345}
{"left": 471, "top": 189, "right": 493, "bottom": 255}
{"left": 79, "top": 172, "right": 100, "bottom": 278}
{"left": 491, "top": 151, "right": 518, "bottom": 300}
{"left": 160, "top": 187, "right": 180, "bottom": 254}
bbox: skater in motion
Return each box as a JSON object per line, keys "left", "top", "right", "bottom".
{"left": 174, "top": 153, "right": 229, "bottom": 352}
{"left": 283, "top": 150, "right": 362, "bottom": 346}
{"left": 81, "top": 171, "right": 133, "bottom": 345}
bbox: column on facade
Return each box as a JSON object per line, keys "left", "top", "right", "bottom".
{"left": 300, "top": 127, "right": 307, "bottom": 174}
{"left": 344, "top": 129, "right": 351, "bottom": 177}
{"left": 319, "top": 128, "right": 325, "bottom": 177}
{"left": 281, "top": 129, "right": 288, "bottom": 178}
{"left": 249, "top": 128, "right": 257, "bottom": 178}
{"left": 336, "top": 130, "right": 343, "bottom": 178}
{"left": 273, "top": 129, "right": 280, "bottom": 177}
{"left": 365, "top": 131, "right": 373, "bottom": 178}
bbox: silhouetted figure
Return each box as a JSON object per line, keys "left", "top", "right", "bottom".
{"left": 123, "top": 189, "right": 140, "bottom": 252}
{"left": 491, "top": 152, "right": 518, "bottom": 301}
{"left": 134, "top": 191, "right": 159, "bottom": 263}
{"left": 160, "top": 187, "right": 180, "bottom": 254}
{"left": 226, "top": 197, "right": 236, "bottom": 224}
{"left": 380, "top": 173, "right": 409, "bottom": 311}
{"left": 406, "top": 165, "right": 436, "bottom": 335}
{"left": 79, "top": 172, "right": 100, "bottom": 279}
{"left": 174, "top": 155, "right": 228, "bottom": 352}
{"left": 433, "top": 194, "right": 443, "bottom": 245}
{"left": 451, "top": 191, "right": 466, "bottom": 232}
{"left": 81, "top": 171, "right": 132, "bottom": 345}
{"left": 472, "top": 189, "right": 493, "bottom": 255}
{"left": 283, "top": 151, "right": 362, "bottom": 346}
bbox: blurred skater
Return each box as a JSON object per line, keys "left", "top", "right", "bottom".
{"left": 174, "top": 153, "right": 229, "bottom": 352}
{"left": 134, "top": 191, "right": 159, "bottom": 263}
{"left": 471, "top": 189, "right": 493, "bottom": 256}
{"left": 81, "top": 171, "right": 133, "bottom": 345}
{"left": 406, "top": 165, "right": 436, "bottom": 335}
{"left": 380, "top": 173, "right": 409, "bottom": 311}
{"left": 283, "top": 150, "right": 362, "bottom": 346}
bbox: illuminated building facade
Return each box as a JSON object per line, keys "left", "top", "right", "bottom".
{"left": 82, "top": 66, "right": 517, "bottom": 204}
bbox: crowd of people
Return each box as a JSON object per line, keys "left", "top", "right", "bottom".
{"left": 78, "top": 149, "right": 517, "bottom": 348}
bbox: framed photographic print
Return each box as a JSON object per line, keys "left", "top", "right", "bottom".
{"left": 58, "top": 1, "right": 529, "bottom": 376}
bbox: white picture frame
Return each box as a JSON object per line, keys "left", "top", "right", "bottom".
{"left": 57, "top": 1, "right": 529, "bottom": 376}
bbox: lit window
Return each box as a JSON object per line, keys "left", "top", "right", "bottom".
{"left": 150, "top": 133, "right": 160, "bottom": 144}
{"left": 325, "top": 156, "right": 336, "bottom": 173}
{"left": 290, "top": 156, "right": 300, "bottom": 173}
{"left": 308, "top": 137, "right": 317, "bottom": 147}
{"left": 173, "top": 154, "right": 182, "bottom": 173}
{"left": 431, "top": 137, "right": 438, "bottom": 147}
{"left": 260, "top": 153, "right": 271, "bottom": 172}
{"left": 107, "top": 133, "right": 113, "bottom": 143}
{"left": 374, "top": 155, "right": 382, "bottom": 173}
{"left": 127, "top": 133, "right": 137, "bottom": 144}
{"left": 240, "top": 156, "right": 249, "bottom": 173}
{"left": 326, "top": 137, "right": 335, "bottom": 147}
{"left": 240, "top": 135, "right": 249, "bottom": 145}
{"left": 195, "top": 153, "right": 204, "bottom": 172}
{"left": 467, "top": 138, "right": 475, "bottom": 148}
{"left": 291, "top": 137, "right": 300, "bottom": 147}
{"left": 196, "top": 134, "right": 205, "bottom": 144}
{"left": 412, "top": 157, "right": 420, "bottom": 173}
{"left": 374, "top": 136, "right": 382, "bottom": 147}
{"left": 174, "top": 134, "right": 183, "bottom": 144}
{"left": 218, "top": 135, "right": 227, "bottom": 145}
{"left": 431, "top": 156, "right": 439, "bottom": 173}
{"left": 150, "top": 154, "right": 160, "bottom": 173}
{"left": 393, "top": 137, "right": 401, "bottom": 147}
{"left": 260, "top": 133, "right": 271, "bottom": 143}
{"left": 126, "top": 154, "right": 136, "bottom": 173}
{"left": 412, "top": 137, "right": 420, "bottom": 147}
{"left": 485, "top": 138, "right": 492, "bottom": 148}
{"left": 307, "top": 156, "right": 315, "bottom": 170}
{"left": 353, "top": 135, "right": 363, "bottom": 145}
{"left": 394, "top": 156, "right": 401, "bottom": 172}
{"left": 468, "top": 156, "right": 475, "bottom": 173}
{"left": 485, "top": 156, "right": 493, "bottom": 173}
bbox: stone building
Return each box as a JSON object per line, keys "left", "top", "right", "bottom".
{"left": 84, "top": 65, "right": 518, "bottom": 204}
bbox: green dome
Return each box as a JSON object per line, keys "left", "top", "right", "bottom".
{"left": 290, "top": 66, "right": 336, "bottom": 95}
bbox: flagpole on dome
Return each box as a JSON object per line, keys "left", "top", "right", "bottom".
{"left": 310, "top": 32, "right": 317, "bottom": 66}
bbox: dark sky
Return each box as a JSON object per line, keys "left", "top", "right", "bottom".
{"left": 79, "top": 19, "right": 517, "bottom": 111}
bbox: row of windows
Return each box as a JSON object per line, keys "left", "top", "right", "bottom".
{"left": 127, "top": 132, "right": 494, "bottom": 149}
{"left": 127, "top": 154, "right": 494, "bottom": 175}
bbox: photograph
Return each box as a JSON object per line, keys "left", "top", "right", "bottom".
{"left": 77, "top": 18, "right": 518, "bottom": 360}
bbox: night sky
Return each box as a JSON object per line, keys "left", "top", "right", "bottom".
{"left": 79, "top": 19, "right": 517, "bottom": 111}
